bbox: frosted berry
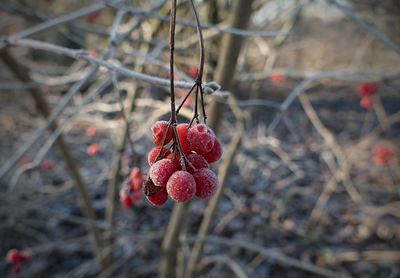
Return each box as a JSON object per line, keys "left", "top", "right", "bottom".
{"left": 148, "top": 146, "right": 171, "bottom": 166}
{"left": 166, "top": 171, "right": 196, "bottom": 202}
{"left": 151, "top": 121, "right": 173, "bottom": 146}
{"left": 186, "top": 153, "right": 209, "bottom": 173}
{"left": 176, "top": 123, "right": 192, "bottom": 153}
{"left": 167, "top": 153, "right": 182, "bottom": 169}
{"left": 193, "top": 168, "right": 218, "bottom": 199}
{"left": 187, "top": 124, "right": 215, "bottom": 155}
{"left": 119, "top": 185, "right": 133, "bottom": 208}
{"left": 202, "top": 138, "right": 223, "bottom": 163}
{"left": 360, "top": 96, "right": 373, "bottom": 109}
{"left": 149, "top": 159, "right": 178, "bottom": 187}
{"left": 121, "top": 194, "right": 134, "bottom": 207}
{"left": 87, "top": 143, "right": 102, "bottom": 156}
{"left": 147, "top": 189, "right": 168, "bottom": 206}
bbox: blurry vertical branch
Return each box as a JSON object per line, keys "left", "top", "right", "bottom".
{"left": 207, "top": 0, "right": 254, "bottom": 132}
{"left": 187, "top": 1, "right": 254, "bottom": 277}
{"left": 0, "top": 50, "right": 105, "bottom": 267}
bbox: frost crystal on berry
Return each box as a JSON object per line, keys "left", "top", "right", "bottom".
{"left": 151, "top": 121, "right": 173, "bottom": 146}
{"left": 148, "top": 146, "right": 171, "bottom": 166}
{"left": 187, "top": 153, "right": 209, "bottom": 173}
{"left": 193, "top": 168, "right": 218, "bottom": 198}
{"left": 167, "top": 171, "right": 196, "bottom": 202}
{"left": 149, "top": 159, "right": 178, "bottom": 187}
{"left": 187, "top": 124, "right": 215, "bottom": 155}
{"left": 202, "top": 138, "right": 223, "bottom": 163}
{"left": 147, "top": 187, "right": 168, "bottom": 206}
{"left": 176, "top": 123, "right": 192, "bottom": 153}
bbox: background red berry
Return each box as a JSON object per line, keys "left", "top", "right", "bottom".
{"left": 358, "top": 82, "right": 379, "bottom": 97}
{"left": 87, "top": 143, "right": 102, "bottom": 156}
{"left": 6, "top": 249, "right": 30, "bottom": 264}
{"left": 360, "top": 96, "right": 373, "bottom": 109}
{"left": 188, "top": 66, "right": 198, "bottom": 78}
{"left": 86, "top": 126, "right": 97, "bottom": 137}
{"left": 85, "top": 11, "right": 101, "bottom": 24}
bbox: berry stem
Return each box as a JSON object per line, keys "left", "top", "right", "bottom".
{"left": 168, "top": 0, "right": 188, "bottom": 171}
{"left": 176, "top": 0, "right": 207, "bottom": 123}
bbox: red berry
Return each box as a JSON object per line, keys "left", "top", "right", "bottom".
{"left": 149, "top": 159, "right": 178, "bottom": 187}
{"left": 188, "top": 66, "right": 198, "bottom": 78}
{"left": 186, "top": 153, "right": 209, "bottom": 173}
{"left": 166, "top": 171, "right": 196, "bottom": 202}
{"left": 132, "top": 190, "right": 142, "bottom": 202}
{"left": 129, "top": 168, "right": 144, "bottom": 191}
{"left": 87, "top": 143, "right": 102, "bottom": 156}
{"left": 372, "top": 146, "right": 394, "bottom": 166}
{"left": 85, "top": 11, "right": 101, "bottom": 24}
{"left": 167, "top": 153, "right": 182, "bottom": 169}
{"left": 176, "top": 123, "right": 192, "bottom": 153}
{"left": 86, "top": 126, "right": 97, "bottom": 137}
{"left": 151, "top": 121, "right": 173, "bottom": 146}
{"left": 88, "top": 50, "right": 99, "bottom": 58}
{"left": 6, "top": 249, "right": 30, "bottom": 264}
{"left": 358, "top": 82, "right": 379, "bottom": 97}
{"left": 193, "top": 168, "right": 218, "bottom": 198}
{"left": 187, "top": 124, "right": 215, "bottom": 155}
{"left": 360, "top": 96, "right": 373, "bottom": 109}
{"left": 202, "top": 138, "right": 223, "bottom": 163}
{"left": 40, "top": 160, "right": 54, "bottom": 172}
{"left": 270, "top": 74, "right": 286, "bottom": 84}
{"left": 147, "top": 187, "right": 168, "bottom": 206}
{"left": 130, "top": 167, "right": 142, "bottom": 180}
{"left": 12, "top": 264, "right": 21, "bottom": 274}
{"left": 147, "top": 146, "right": 171, "bottom": 166}
{"left": 119, "top": 185, "right": 133, "bottom": 207}
{"left": 122, "top": 195, "right": 134, "bottom": 207}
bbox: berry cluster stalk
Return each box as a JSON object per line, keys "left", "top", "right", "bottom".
{"left": 159, "top": 0, "right": 207, "bottom": 276}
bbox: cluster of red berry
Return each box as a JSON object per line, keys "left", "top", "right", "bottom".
{"left": 86, "top": 127, "right": 102, "bottom": 157}
{"left": 119, "top": 167, "right": 144, "bottom": 207}
{"left": 358, "top": 82, "right": 379, "bottom": 109}
{"left": 144, "top": 121, "right": 222, "bottom": 206}
{"left": 6, "top": 249, "right": 31, "bottom": 274}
